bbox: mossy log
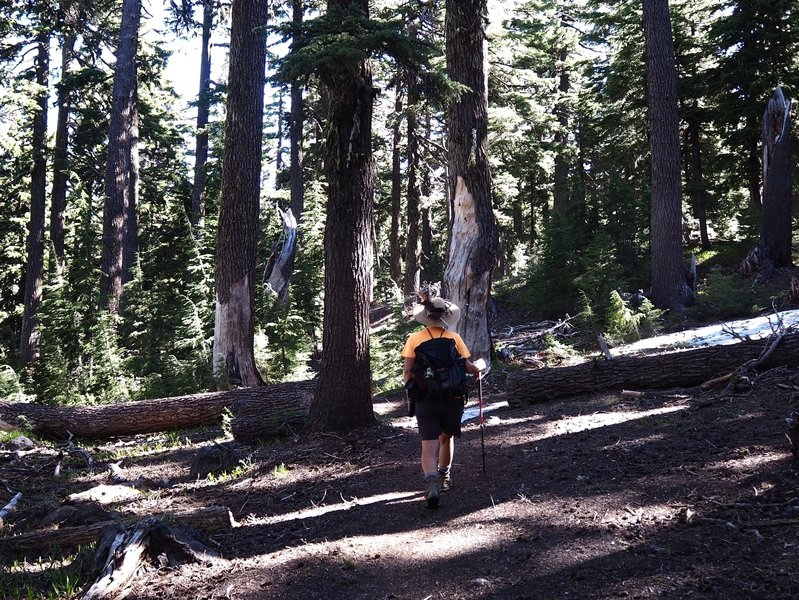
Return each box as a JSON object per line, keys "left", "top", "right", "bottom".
{"left": 506, "top": 332, "right": 799, "bottom": 406}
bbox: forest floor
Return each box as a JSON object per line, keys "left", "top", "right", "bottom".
{"left": 3, "top": 272, "right": 799, "bottom": 599}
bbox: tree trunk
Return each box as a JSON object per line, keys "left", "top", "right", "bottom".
{"left": 759, "top": 87, "right": 793, "bottom": 268}
{"left": 190, "top": 0, "right": 214, "bottom": 233}
{"left": 420, "top": 119, "right": 433, "bottom": 281}
{"left": 685, "top": 112, "right": 711, "bottom": 250}
{"left": 307, "top": 0, "right": 376, "bottom": 432}
{"left": 506, "top": 332, "right": 799, "bottom": 406}
{"left": 389, "top": 85, "right": 403, "bottom": 286}
{"left": 289, "top": 0, "right": 304, "bottom": 222}
{"left": 276, "top": 87, "right": 285, "bottom": 173}
{"left": 19, "top": 33, "right": 50, "bottom": 366}
{"left": 746, "top": 116, "right": 762, "bottom": 209}
{"left": 264, "top": 206, "right": 298, "bottom": 304}
{"left": 642, "top": 0, "right": 690, "bottom": 311}
{"left": 0, "top": 381, "right": 316, "bottom": 439}
{"left": 82, "top": 517, "right": 220, "bottom": 600}
{"left": 443, "top": 0, "right": 498, "bottom": 365}
{"left": 213, "top": 0, "right": 268, "bottom": 388}
{"left": 403, "top": 64, "right": 421, "bottom": 296}
{"left": 100, "top": 0, "right": 141, "bottom": 314}
{"left": 552, "top": 48, "right": 570, "bottom": 216}
{"left": 50, "top": 31, "right": 76, "bottom": 272}
{"left": 122, "top": 88, "right": 139, "bottom": 285}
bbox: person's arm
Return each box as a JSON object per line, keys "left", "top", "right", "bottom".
{"left": 464, "top": 359, "right": 481, "bottom": 376}
{"left": 452, "top": 333, "right": 481, "bottom": 376}
{"left": 403, "top": 357, "right": 415, "bottom": 383}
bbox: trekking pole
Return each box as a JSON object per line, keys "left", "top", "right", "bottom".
{"left": 478, "top": 370, "right": 486, "bottom": 475}
{"left": 473, "top": 358, "right": 487, "bottom": 475}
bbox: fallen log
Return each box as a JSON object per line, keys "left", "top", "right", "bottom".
{"left": 230, "top": 381, "right": 315, "bottom": 443}
{"left": 0, "top": 506, "right": 236, "bottom": 555}
{"left": 0, "top": 381, "right": 317, "bottom": 440}
{"left": 506, "top": 331, "right": 799, "bottom": 406}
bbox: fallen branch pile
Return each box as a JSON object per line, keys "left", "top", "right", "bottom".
{"left": 493, "top": 318, "right": 576, "bottom": 365}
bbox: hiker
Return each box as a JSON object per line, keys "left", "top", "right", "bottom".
{"left": 402, "top": 292, "right": 481, "bottom": 509}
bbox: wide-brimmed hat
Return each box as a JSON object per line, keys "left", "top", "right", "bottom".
{"left": 412, "top": 296, "right": 461, "bottom": 329}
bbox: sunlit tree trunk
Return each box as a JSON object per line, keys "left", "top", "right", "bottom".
{"left": 100, "top": 0, "right": 141, "bottom": 313}
{"left": 19, "top": 33, "right": 50, "bottom": 366}
{"left": 307, "top": 0, "right": 376, "bottom": 432}
{"left": 442, "top": 0, "right": 498, "bottom": 364}
{"left": 213, "top": 0, "right": 268, "bottom": 388}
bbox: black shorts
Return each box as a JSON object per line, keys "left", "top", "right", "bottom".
{"left": 415, "top": 394, "right": 465, "bottom": 441}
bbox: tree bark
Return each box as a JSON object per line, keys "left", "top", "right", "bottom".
{"left": 746, "top": 116, "right": 762, "bottom": 209}
{"left": 759, "top": 87, "right": 793, "bottom": 268}
{"left": 685, "top": 112, "right": 711, "bottom": 249}
{"left": 100, "top": 0, "right": 141, "bottom": 314}
{"left": 19, "top": 33, "right": 50, "bottom": 366}
{"left": 642, "top": 0, "right": 690, "bottom": 311}
{"left": 389, "top": 85, "right": 403, "bottom": 286}
{"left": 0, "top": 382, "right": 316, "bottom": 439}
{"left": 82, "top": 516, "right": 220, "bottom": 600}
{"left": 264, "top": 206, "right": 298, "bottom": 304}
{"left": 289, "top": 0, "right": 305, "bottom": 222}
{"left": 50, "top": 31, "right": 76, "bottom": 272}
{"left": 443, "top": 0, "right": 498, "bottom": 365}
{"left": 506, "top": 332, "right": 799, "bottom": 406}
{"left": 122, "top": 87, "right": 139, "bottom": 285}
{"left": 230, "top": 381, "right": 315, "bottom": 442}
{"left": 552, "top": 47, "right": 571, "bottom": 216}
{"left": 403, "top": 63, "right": 421, "bottom": 296}
{"left": 190, "top": 0, "right": 214, "bottom": 233}
{"left": 276, "top": 87, "right": 285, "bottom": 173}
{"left": 213, "top": 0, "right": 268, "bottom": 388}
{"left": 307, "top": 0, "right": 376, "bottom": 432}
{"left": 420, "top": 113, "right": 433, "bottom": 281}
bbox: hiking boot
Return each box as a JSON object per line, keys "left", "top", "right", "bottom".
{"left": 438, "top": 469, "right": 451, "bottom": 492}
{"left": 424, "top": 475, "right": 440, "bottom": 509}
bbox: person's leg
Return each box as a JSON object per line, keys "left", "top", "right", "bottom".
{"left": 416, "top": 413, "right": 442, "bottom": 508}
{"left": 437, "top": 433, "right": 454, "bottom": 491}
{"left": 437, "top": 433, "right": 453, "bottom": 470}
{"left": 421, "top": 439, "right": 439, "bottom": 475}
{"left": 421, "top": 439, "right": 440, "bottom": 508}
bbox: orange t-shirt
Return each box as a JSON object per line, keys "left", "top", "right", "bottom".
{"left": 401, "top": 327, "right": 471, "bottom": 359}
